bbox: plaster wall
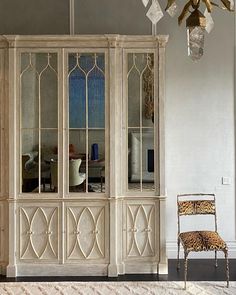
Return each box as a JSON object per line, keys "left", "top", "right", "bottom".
{"left": 0, "top": 0, "right": 235, "bottom": 258}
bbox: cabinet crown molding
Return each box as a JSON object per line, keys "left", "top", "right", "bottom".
{"left": 1, "top": 34, "right": 169, "bottom": 49}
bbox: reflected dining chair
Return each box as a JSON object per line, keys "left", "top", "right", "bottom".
{"left": 22, "top": 152, "right": 50, "bottom": 192}
{"left": 177, "top": 193, "right": 229, "bottom": 289}
{"left": 50, "top": 159, "right": 86, "bottom": 191}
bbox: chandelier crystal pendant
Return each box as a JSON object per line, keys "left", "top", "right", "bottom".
{"left": 141, "top": 0, "right": 234, "bottom": 60}
{"left": 186, "top": 9, "right": 206, "bottom": 61}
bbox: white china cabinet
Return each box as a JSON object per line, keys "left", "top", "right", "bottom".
{"left": 0, "top": 35, "right": 168, "bottom": 277}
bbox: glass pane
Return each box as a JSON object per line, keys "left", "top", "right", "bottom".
{"left": 127, "top": 53, "right": 155, "bottom": 192}
{"left": 69, "top": 130, "right": 86, "bottom": 193}
{"left": 88, "top": 54, "right": 105, "bottom": 128}
{"left": 68, "top": 52, "right": 106, "bottom": 194}
{"left": 21, "top": 53, "right": 39, "bottom": 129}
{"left": 40, "top": 53, "right": 58, "bottom": 128}
{"left": 20, "top": 52, "right": 58, "bottom": 194}
{"left": 142, "top": 54, "right": 154, "bottom": 128}
{"left": 41, "top": 130, "right": 58, "bottom": 193}
{"left": 128, "top": 128, "right": 141, "bottom": 191}
{"left": 142, "top": 130, "right": 154, "bottom": 192}
{"left": 21, "top": 129, "right": 39, "bottom": 193}
{"left": 128, "top": 72, "right": 140, "bottom": 127}
{"left": 69, "top": 54, "right": 86, "bottom": 128}
{"left": 88, "top": 130, "right": 105, "bottom": 193}
{"left": 128, "top": 129, "right": 154, "bottom": 192}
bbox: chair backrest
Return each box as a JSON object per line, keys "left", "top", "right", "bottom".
{"left": 22, "top": 152, "right": 39, "bottom": 178}
{"left": 50, "top": 158, "right": 84, "bottom": 188}
{"left": 177, "top": 194, "right": 217, "bottom": 234}
{"left": 69, "top": 159, "right": 82, "bottom": 186}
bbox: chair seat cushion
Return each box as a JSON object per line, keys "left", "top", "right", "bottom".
{"left": 179, "top": 231, "right": 227, "bottom": 252}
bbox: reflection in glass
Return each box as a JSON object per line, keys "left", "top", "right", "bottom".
{"left": 88, "top": 130, "right": 105, "bottom": 192}
{"left": 41, "top": 130, "right": 58, "bottom": 192}
{"left": 69, "top": 130, "right": 86, "bottom": 193}
{"left": 20, "top": 52, "right": 58, "bottom": 194}
{"left": 21, "top": 55, "right": 39, "bottom": 129}
{"left": 127, "top": 53, "right": 155, "bottom": 192}
{"left": 21, "top": 130, "right": 39, "bottom": 193}
{"left": 68, "top": 53, "right": 105, "bottom": 193}
{"left": 40, "top": 54, "right": 58, "bottom": 128}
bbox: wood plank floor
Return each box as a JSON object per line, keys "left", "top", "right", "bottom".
{"left": 0, "top": 259, "right": 235, "bottom": 282}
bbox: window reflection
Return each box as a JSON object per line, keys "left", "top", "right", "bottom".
{"left": 127, "top": 53, "right": 155, "bottom": 192}
{"left": 68, "top": 53, "right": 105, "bottom": 193}
{"left": 21, "top": 53, "right": 58, "bottom": 193}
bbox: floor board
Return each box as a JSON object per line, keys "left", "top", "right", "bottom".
{"left": 0, "top": 259, "right": 235, "bottom": 282}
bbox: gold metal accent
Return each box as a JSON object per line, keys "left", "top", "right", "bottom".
{"left": 186, "top": 9, "right": 206, "bottom": 28}
{"left": 165, "top": 0, "right": 177, "bottom": 10}
{"left": 178, "top": 1, "right": 192, "bottom": 25}
{"left": 177, "top": 0, "right": 234, "bottom": 27}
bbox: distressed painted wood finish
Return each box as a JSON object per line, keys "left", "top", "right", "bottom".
{"left": 0, "top": 38, "right": 9, "bottom": 275}
{"left": 0, "top": 35, "right": 168, "bottom": 277}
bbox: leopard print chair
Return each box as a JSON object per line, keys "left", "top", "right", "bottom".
{"left": 177, "top": 194, "right": 229, "bottom": 289}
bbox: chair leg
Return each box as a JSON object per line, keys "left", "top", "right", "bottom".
{"left": 215, "top": 250, "right": 218, "bottom": 268}
{"left": 177, "top": 237, "right": 180, "bottom": 270}
{"left": 224, "top": 250, "right": 229, "bottom": 288}
{"left": 184, "top": 252, "right": 189, "bottom": 290}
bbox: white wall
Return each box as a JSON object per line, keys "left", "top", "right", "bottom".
{"left": 155, "top": 9, "right": 235, "bottom": 257}
{"left": 0, "top": 0, "right": 235, "bottom": 258}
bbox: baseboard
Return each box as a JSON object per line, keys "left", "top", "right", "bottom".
{"left": 167, "top": 240, "right": 236, "bottom": 259}
{"left": 6, "top": 264, "right": 17, "bottom": 277}
{"left": 0, "top": 264, "right": 7, "bottom": 275}
{"left": 124, "top": 262, "right": 158, "bottom": 274}
{"left": 13, "top": 264, "right": 108, "bottom": 277}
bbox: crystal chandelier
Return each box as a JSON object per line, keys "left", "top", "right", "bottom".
{"left": 142, "top": 0, "right": 234, "bottom": 61}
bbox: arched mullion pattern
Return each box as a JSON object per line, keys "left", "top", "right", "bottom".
{"left": 68, "top": 53, "right": 105, "bottom": 194}
{"left": 127, "top": 53, "right": 155, "bottom": 193}
{"left": 20, "top": 52, "right": 58, "bottom": 194}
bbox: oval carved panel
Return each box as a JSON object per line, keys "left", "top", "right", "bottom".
{"left": 126, "top": 204, "right": 155, "bottom": 258}
{"left": 67, "top": 205, "right": 105, "bottom": 260}
{"left": 20, "top": 206, "right": 59, "bottom": 260}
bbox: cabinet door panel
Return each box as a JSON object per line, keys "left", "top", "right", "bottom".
{"left": 19, "top": 205, "right": 59, "bottom": 261}
{"left": 66, "top": 204, "right": 107, "bottom": 261}
{"left": 124, "top": 201, "right": 158, "bottom": 260}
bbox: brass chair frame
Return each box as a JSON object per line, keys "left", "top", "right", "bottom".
{"left": 177, "top": 193, "right": 229, "bottom": 289}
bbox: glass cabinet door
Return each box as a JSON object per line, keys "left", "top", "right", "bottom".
{"left": 126, "top": 52, "right": 156, "bottom": 193}
{"left": 20, "top": 52, "right": 58, "bottom": 193}
{"left": 68, "top": 52, "right": 105, "bottom": 194}
{"left": 20, "top": 51, "right": 106, "bottom": 195}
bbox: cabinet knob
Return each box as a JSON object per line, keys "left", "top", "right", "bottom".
{"left": 130, "top": 228, "right": 137, "bottom": 233}
{"left": 73, "top": 230, "right": 81, "bottom": 235}
{"left": 144, "top": 228, "right": 151, "bottom": 232}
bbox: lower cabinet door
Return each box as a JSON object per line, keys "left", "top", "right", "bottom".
{"left": 123, "top": 200, "right": 159, "bottom": 262}
{"left": 65, "top": 203, "right": 108, "bottom": 262}
{"left": 18, "top": 203, "right": 60, "bottom": 261}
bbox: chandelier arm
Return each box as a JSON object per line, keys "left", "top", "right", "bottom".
{"left": 165, "top": 0, "right": 176, "bottom": 10}
{"left": 220, "top": 0, "right": 233, "bottom": 10}
{"left": 178, "top": 0, "right": 192, "bottom": 25}
{"left": 202, "top": 0, "right": 213, "bottom": 12}
{"left": 210, "top": 2, "right": 226, "bottom": 9}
